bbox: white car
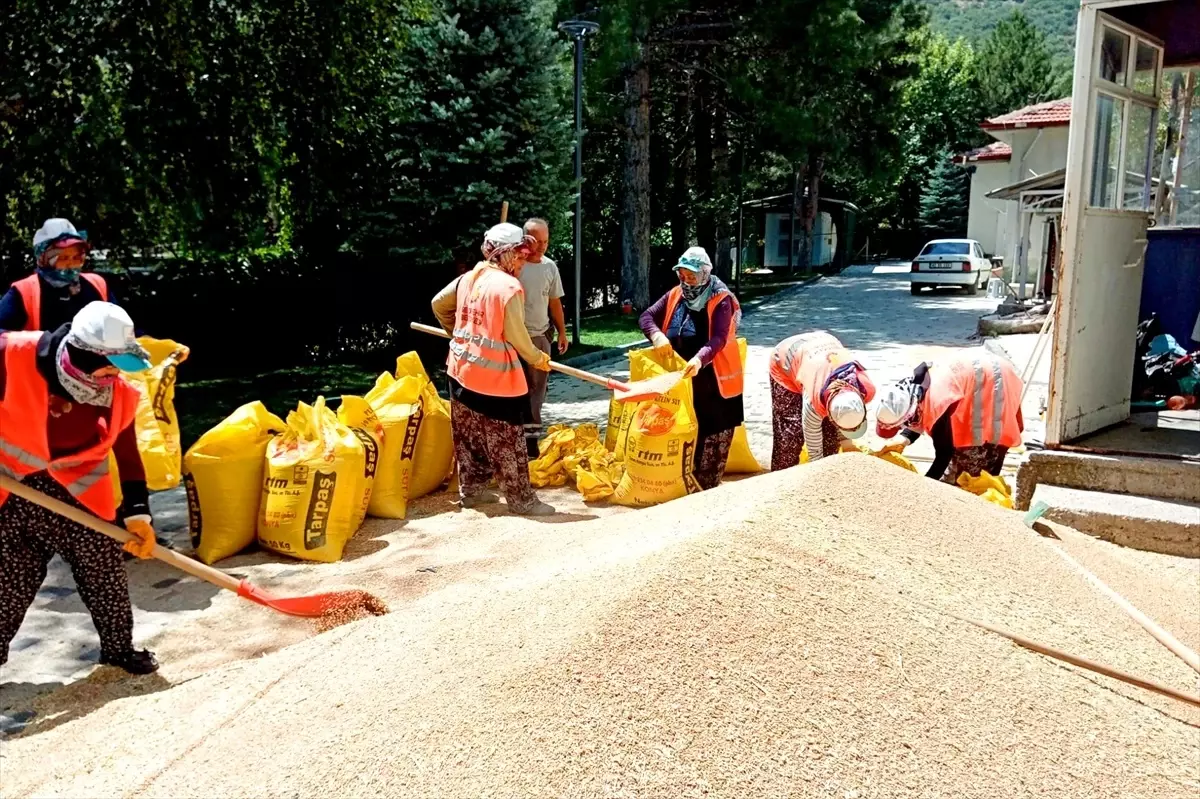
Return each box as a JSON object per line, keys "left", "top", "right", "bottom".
{"left": 909, "top": 239, "right": 992, "bottom": 296}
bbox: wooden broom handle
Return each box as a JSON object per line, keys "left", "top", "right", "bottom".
{"left": 0, "top": 474, "right": 242, "bottom": 594}
{"left": 409, "top": 322, "right": 626, "bottom": 391}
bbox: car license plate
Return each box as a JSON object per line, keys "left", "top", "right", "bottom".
{"left": 926, "top": 263, "right": 953, "bottom": 271}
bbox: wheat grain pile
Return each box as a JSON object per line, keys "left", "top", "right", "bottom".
{"left": 3, "top": 455, "right": 1198, "bottom": 798}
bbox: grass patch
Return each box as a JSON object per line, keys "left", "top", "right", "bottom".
{"left": 578, "top": 310, "right": 643, "bottom": 349}
{"left": 175, "top": 364, "right": 381, "bottom": 449}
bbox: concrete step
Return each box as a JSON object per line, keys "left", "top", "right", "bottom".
{"left": 1015, "top": 449, "right": 1200, "bottom": 508}
{"left": 1031, "top": 484, "right": 1200, "bottom": 559}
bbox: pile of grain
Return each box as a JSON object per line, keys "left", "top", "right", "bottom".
{"left": 4, "top": 455, "right": 1198, "bottom": 798}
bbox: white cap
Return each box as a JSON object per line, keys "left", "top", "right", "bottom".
{"left": 828, "top": 390, "right": 867, "bottom": 439}
{"left": 484, "top": 222, "right": 525, "bottom": 247}
{"left": 875, "top": 383, "right": 917, "bottom": 437}
{"left": 67, "top": 302, "right": 152, "bottom": 372}
{"left": 33, "top": 218, "right": 87, "bottom": 251}
{"left": 674, "top": 246, "right": 712, "bottom": 273}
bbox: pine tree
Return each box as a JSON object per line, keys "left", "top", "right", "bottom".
{"left": 976, "top": 10, "right": 1057, "bottom": 117}
{"left": 919, "top": 154, "right": 970, "bottom": 239}
{"left": 365, "top": 0, "right": 574, "bottom": 264}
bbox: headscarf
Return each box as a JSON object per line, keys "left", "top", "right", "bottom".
{"left": 481, "top": 222, "right": 535, "bottom": 276}
{"left": 54, "top": 336, "right": 118, "bottom": 407}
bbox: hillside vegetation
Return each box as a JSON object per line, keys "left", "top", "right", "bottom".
{"left": 925, "top": 0, "right": 1078, "bottom": 54}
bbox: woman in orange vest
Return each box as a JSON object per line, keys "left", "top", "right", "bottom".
{"left": 875, "top": 350, "right": 1025, "bottom": 484}
{"left": 0, "top": 302, "right": 159, "bottom": 675}
{"left": 639, "top": 246, "right": 744, "bottom": 490}
{"left": 769, "top": 331, "right": 875, "bottom": 470}
{"left": 431, "top": 223, "right": 555, "bottom": 516}
{"left": 0, "top": 219, "right": 114, "bottom": 333}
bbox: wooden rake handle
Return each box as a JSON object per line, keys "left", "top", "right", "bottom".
{"left": 410, "top": 322, "right": 628, "bottom": 391}
{"left": 0, "top": 474, "right": 241, "bottom": 594}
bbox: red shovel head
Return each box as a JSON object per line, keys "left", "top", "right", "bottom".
{"left": 612, "top": 370, "right": 685, "bottom": 403}
{"left": 236, "top": 579, "right": 389, "bottom": 619}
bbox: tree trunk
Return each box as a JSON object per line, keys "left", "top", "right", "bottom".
{"left": 712, "top": 102, "right": 731, "bottom": 282}
{"left": 801, "top": 152, "right": 823, "bottom": 270}
{"left": 621, "top": 56, "right": 652, "bottom": 309}
{"left": 694, "top": 75, "right": 715, "bottom": 261}
{"left": 669, "top": 77, "right": 692, "bottom": 258}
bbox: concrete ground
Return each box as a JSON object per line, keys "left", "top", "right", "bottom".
{"left": 0, "top": 264, "right": 1009, "bottom": 732}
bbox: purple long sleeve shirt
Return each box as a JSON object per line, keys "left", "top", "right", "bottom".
{"left": 639, "top": 292, "right": 734, "bottom": 367}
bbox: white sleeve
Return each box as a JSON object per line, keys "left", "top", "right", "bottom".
{"left": 802, "top": 396, "right": 827, "bottom": 461}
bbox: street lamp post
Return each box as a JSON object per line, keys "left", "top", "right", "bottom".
{"left": 558, "top": 19, "right": 599, "bottom": 347}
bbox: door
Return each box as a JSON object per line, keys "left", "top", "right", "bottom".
{"left": 1048, "top": 5, "right": 1163, "bottom": 444}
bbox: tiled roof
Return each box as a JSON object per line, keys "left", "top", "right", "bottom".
{"left": 980, "top": 98, "right": 1072, "bottom": 130}
{"left": 953, "top": 141, "right": 1013, "bottom": 164}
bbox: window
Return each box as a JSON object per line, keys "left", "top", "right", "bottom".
{"left": 920, "top": 241, "right": 970, "bottom": 256}
{"left": 1090, "top": 94, "right": 1123, "bottom": 209}
{"left": 1133, "top": 41, "right": 1159, "bottom": 95}
{"left": 1099, "top": 27, "right": 1129, "bottom": 85}
{"left": 973, "top": 244, "right": 984, "bottom": 259}
{"left": 1122, "top": 103, "right": 1155, "bottom": 210}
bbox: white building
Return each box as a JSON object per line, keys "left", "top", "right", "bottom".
{"left": 956, "top": 98, "right": 1072, "bottom": 296}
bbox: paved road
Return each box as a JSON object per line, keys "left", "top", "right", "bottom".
{"left": 544, "top": 264, "right": 999, "bottom": 469}
{"left": 1, "top": 265, "right": 1002, "bottom": 728}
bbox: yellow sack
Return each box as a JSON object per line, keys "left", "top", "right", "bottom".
{"left": 625, "top": 341, "right": 761, "bottom": 474}
{"left": 184, "top": 402, "right": 286, "bottom": 564}
{"left": 110, "top": 452, "right": 123, "bottom": 506}
{"left": 125, "top": 337, "right": 189, "bottom": 491}
{"left": 870, "top": 449, "right": 918, "bottom": 473}
{"left": 530, "top": 426, "right": 576, "bottom": 487}
{"left": 258, "top": 397, "right": 369, "bottom": 563}
{"left": 358, "top": 353, "right": 453, "bottom": 518}
{"left": 957, "top": 470, "right": 1014, "bottom": 509}
{"left": 573, "top": 438, "right": 624, "bottom": 502}
{"left": 336, "top": 396, "right": 383, "bottom": 531}
{"left": 612, "top": 367, "right": 702, "bottom": 508}
{"left": 604, "top": 396, "right": 637, "bottom": 455}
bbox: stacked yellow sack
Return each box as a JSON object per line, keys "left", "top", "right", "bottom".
{"left": 184, "top": 402, "right": 286, "bottom": 564}
{"left": 335, "top": 396, "right": 384, "bottom": 531}
{"left": 125, "top": 337, "right": 189, "bottom": 491}
{"left": 957, "top": 470, "right": 1014, "bottom": 509}
{"left": 530, "top": 424, "right": 624, "bottom": 501}
{"left": 612, "top": 360, "right": 702, "bottom": 507}
{"left": 258, "top": 397, "right": 373, "bottom": 563}
{"left": 354, "top": 353, "right": 453, "bottom": 518}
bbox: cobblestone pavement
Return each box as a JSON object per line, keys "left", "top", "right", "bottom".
{"left": 0, "top": 265, "right": 1002, "bottom": 729}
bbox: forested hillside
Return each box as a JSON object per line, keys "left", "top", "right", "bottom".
{"left": 924, "top": 0, "right": 1078, "bottom": 53}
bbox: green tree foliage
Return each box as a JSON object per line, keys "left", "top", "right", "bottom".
{"left": 363, "top": 0, "right": 574, "bottom": 265}
{"left": 918, "top": 152, "right": 970, "bottom": 238}
{"left": 922, "top": 0, "right": 1077, "bottom": 56}
{"left": 976, "top": 9, "right": 1058, "bottom": 117}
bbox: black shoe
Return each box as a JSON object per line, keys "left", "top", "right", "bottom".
{"left": 100, "top": 649, "right": 159, "bottom": 675}
{"left": 526, "top": 438, "right": 539, "bottom": 459}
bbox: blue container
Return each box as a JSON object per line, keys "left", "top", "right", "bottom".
{"left": 1139, "top": 228, "right": 1200, "bottom": 346}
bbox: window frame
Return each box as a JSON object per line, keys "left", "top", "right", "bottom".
{"left": 1086, "top": 18, "right": 1163, "bottom": 213}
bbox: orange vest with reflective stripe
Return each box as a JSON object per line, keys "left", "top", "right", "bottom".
{"left": 662, "top": 286, "right": 744, "bottom": 399}
{"left": 915, "top": 350, "right": 1024, "bottom": 449}
{"left": 770, "top": 331, "right": 876, "bottom": 416}
{"left": 446, "top": 265, "right": 528, "bottom": 398}
{"left": 0, "top": 332, "right": 137, "bottom": 520}
{"left": 12, "top": 273, "right": 109, "bottom": 331}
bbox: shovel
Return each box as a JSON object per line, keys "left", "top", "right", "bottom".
{"left": 0, "top": 475, "right": 387, "bottom": 619}
{"left": 410, "top": 322, "right": 682, "bottom": 403}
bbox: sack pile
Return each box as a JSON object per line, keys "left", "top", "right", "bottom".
{"left": 957, "top": 470, "right": 1014, "bottom": 508}
{"left": 529, "top": 424, "right": 624, "bottom": 502}
{"left": 182, "top": 352, "right": 451, "bottom": 564}
{"left": 128, "top": 337, "right": 189, "bottom": 491}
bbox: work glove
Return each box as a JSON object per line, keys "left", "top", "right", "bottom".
{"left": 123, "top": 515, "right": 157, "bottom": 560}
{"left": 533, "top": 351, "right": 553, "bottom": 372}
{"left": 650, "top": 331, "right": 674, "bottom": 357}
{"left": 682, "top": 356, "right": 702, "bottom": 379}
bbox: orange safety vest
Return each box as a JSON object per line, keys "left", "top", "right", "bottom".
{"left": 915, "top": 350, "right": 1024, "bottom": 449}
{"left": 770, "top": 331, "right": 875, "bottom": 416}
{"left": 0, "top": 332, "right": 138, "bottom": 521}
{"left": 446, "top": 264, "right": 529, "bottom": 398}
{"left": 661, "top": 285, "right": 744, "bottom": 399}
{"left": 12, "top": 273, "right": 109, "bottom": 331}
